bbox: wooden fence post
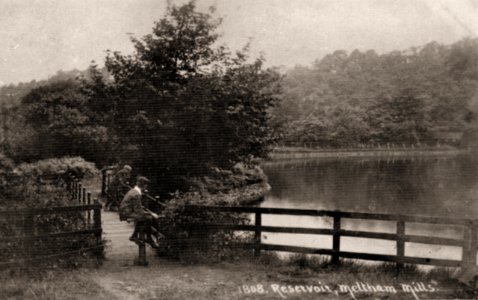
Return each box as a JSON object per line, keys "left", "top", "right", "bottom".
{"left": 471, "top": 221, "right": 478, "bottom": 266}
{"left": 463, "top": 223, "right": 470, "bottom": 267}
{"left": 77, "top": 183, "right": 82, "bottom": 202}
{"left": 73, "top": 179, "right": 77, "bottom": 200}
{"left": 93, "top": 199, "right": 103, "bottom": 259}
{"left": 135, "top": 229, "right": 148, "bottom": 266}
{"left": 101, "top": 169, "right": 107, "bottom": 196}
{"left": 107, "top": 174, "right": 111, "bottom": 194}
{"left": 254, "top": 211, "right": 262, "bottom": 258}
{"left": 74, "top": 179, "right": 78, "bottom": 200}
{"left": 23, "top": 211, "right": 35, "bottom": 258}
{"left": 69, "top": 178, "right": 73, "bottom": 198}
{"left": 87, "top": 192, "right": 92, "bottom": 225}
{"left": 396, "top": 220, "right": 405, "bottom": 271}
{"left": 66, "top": 175, "right": 71, "bottom": 193}
{"left": 463, "top": 220, "right": 477, "bottom": 267}
{"left": 82, "top": 188, "right": 86, "bottom": 205}
{"left": 332, "top": 214, "right": 341, "bottom": 264}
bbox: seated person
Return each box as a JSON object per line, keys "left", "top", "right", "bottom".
{"left": 119, "top": 176, "right": 159, "bottom": 248}
{"left": 106, "top": 165, "right": 132, "bottom": 211}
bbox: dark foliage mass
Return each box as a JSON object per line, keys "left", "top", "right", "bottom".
{"left": 0, "top": 69, "right": 85, "bottom": 108}
{"left": 82, "top": 2, "right": 280, "bottom": 195}
{"left": 272, "top": 39, "right": 478, "bottom": 147}
{"left": 0, "top": 156, "right": 101, "bottom": 267}
{"left": 0, "top": 69, "right": 114, "bottom": 163}
{"left": 20, "top": 81, "right": 113, "bottom": 163}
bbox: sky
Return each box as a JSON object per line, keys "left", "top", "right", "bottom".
{"left": 0, "top": 0, "right": 477, "bottom": 85}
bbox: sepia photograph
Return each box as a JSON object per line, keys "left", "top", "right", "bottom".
{"left": 1, "top": 0, "right": 478, "bottom": 299}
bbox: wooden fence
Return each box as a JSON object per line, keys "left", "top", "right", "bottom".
{"left": 186, "top": 205, "right": 478, "bottom": 268}
{"left": 0, "top": 204, "right": 103, "bottom": 263}
{"left": 0, "top": 177, "right": 103, "bottom": 265}
{"left": 99, "top": 168, "right": 476, "bottom": 267}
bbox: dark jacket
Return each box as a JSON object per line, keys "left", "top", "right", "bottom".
{"left": 110, "top": 169, "right": 131, "bottom": 191}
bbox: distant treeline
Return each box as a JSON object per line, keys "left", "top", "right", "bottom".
{"left": 0, "top": 69, "right": 87, "bottom": 108}
{"left": 1, "top": 28, "right": 478, "bottom": 186}
{"left": 0, "top": 68, "right": 108, "bottom": 163}
{"left": 270, "top": 38, "right": 478, "bottom": 148}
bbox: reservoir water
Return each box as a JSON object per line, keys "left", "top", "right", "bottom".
{"left": 260, "top": 155, "right": 478, "bottom": 263}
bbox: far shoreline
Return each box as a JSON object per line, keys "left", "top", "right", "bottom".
{"left": 266, "top": 146, "right": 471, "bottom": 162}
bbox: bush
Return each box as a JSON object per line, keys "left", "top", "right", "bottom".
{"left": 152, "top": 163, "right": 272, "bottom": 262}
{"left": 0, "top": 211, "right": 100, "bottom": 269}
{"left": 157, "top": 192, "right": 252, "bottom": 262}
{"left": 0, "top": 153, "right": 15, "bottom": 194}
{"left": 0, "top": 156, "right": 102, "bottom": 268}
{"left": 15, "top": 156, "right": 99, "bottom": 180}
{"left": 181, "top": 164, "right": 270, "bottom": 206}
{"left": 1, "top": 156, "right": 99, "bottom": 209}
{"left": 186, "top": 163, "right": 267, "bottom": 194}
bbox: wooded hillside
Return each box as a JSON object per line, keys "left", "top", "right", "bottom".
{"left": 271, "top": 39, "right": 478, "bottom": 147}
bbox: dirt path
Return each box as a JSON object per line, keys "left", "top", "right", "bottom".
{"left": 100, "top": 211, "right": 157, "bottom": 262}
{"left": 90, "top": 211, "right": 266, "bottom": 299}
{"left": 88, "top": 211, "right": 342, "bottom": 300}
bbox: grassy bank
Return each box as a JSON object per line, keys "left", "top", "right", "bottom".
{"left": 268, "top": 146, "right": 468, "bottom": 161}
{"left": 1, "top": 254, "right": 473, "bottom": 300}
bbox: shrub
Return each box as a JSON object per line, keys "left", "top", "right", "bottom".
{"left": 0, "top": 154, "right": 103, "bottom": 268}
{"left": 0, "top": 153, "right": 15, "bottom": 195}
{"left": 0, "top": 159, "right": 102, "bottom": 268}
{"left": 15, "top": 156, "right": 99, "bottom": 180}
{"left": 186, "top": 163, "right": 268, "bottom": 194}
{"left": 0, "top": 211, "right": 100, "bottom": 269}
{"left": 152, "top": 163, "right": 272, "bottom": 262}
{"left": 157, "top": 192, "right": 252, "bottom": 262}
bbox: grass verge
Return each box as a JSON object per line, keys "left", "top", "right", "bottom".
{"left": 0, "top": 252, "right": 474, "bottom": 300}
{"left": 0, "top": 268, "right": 112, "bottom": 300}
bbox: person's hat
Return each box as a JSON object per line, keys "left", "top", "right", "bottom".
{"left": 123, "top": 165, "right": 132, "bottom": 171}
{"left": 136, "top": 176, "right": 150, "bottom": 186}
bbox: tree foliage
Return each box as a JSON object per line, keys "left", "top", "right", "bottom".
{"left": 19, "top": 80, "right": 114, "bottom": 164}
{"left": 274, "top": 38, "right": 478, "bottom": 147}
{"left": 85, "top": 2, "right": 280, "bottom": 194}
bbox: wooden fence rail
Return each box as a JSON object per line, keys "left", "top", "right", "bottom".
{"left": 0, "top": 176, "right": 104, "bottom": 264}
{"left": 0, "top": 204, "right": 103, "bottom": 260}
{"left": 186, "top": 205, "right": 478, "bottom": 268}
{"left": 99, "top": 168, "right": 476, "bottom": 268}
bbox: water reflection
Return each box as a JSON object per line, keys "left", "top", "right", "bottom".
{"left": 259, "top": 155, "right": 478, "bottom": 262}
{"left": 262, "top": 155, "right": 478, "bottom": 218}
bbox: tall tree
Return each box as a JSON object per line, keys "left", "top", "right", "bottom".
{"left": 86, "top": 2, "right": 280, "bottom": 195}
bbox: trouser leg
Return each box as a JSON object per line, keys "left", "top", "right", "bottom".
{"left": 130, "top": 222, "right": 140, "bottom": 239}
{"left": 138, "top": 216, "right": 158, "bottom": 248}
{"left": 129, "top": 221, "right": 146, "bottom": 244}
{"left": 105, "top": 195, "right": 112, "bottom": 210}
{"left": 110, "top": 189, "right": 118, "bottom": 210}
{"left": 132, "top": 219, "right": 149, "bottom": 238}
